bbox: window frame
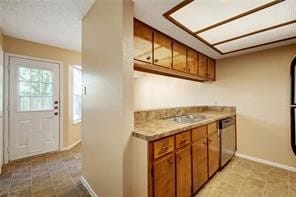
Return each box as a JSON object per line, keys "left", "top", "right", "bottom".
{"left": 71, "top": 65, "right": 82, "bottom": 124}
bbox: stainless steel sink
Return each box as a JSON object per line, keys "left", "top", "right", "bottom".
{"left": 166, "top": 115, "right": 209, "bottom": 124}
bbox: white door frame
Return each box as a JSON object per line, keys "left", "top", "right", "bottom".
{"left": 4, "top": 53, "right": 64, "bottom": 163}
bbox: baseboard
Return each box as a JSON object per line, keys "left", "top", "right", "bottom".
{"left": 80, "top": 176, "right": 97, "bottom": 197}
{"left": 235, "top": 152, "right": 296, "bottom": 172}
{"left": 61, "top": 139, "right": 81, "bottom": 151}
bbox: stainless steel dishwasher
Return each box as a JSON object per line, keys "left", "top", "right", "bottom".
{"left": 219, "top": 117, "right": 236, "bottom": 167}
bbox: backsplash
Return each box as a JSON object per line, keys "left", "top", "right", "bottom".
{"left": 134, "top": 106, "right": 236, "bottom": 122}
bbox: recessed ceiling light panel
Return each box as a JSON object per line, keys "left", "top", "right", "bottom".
{"left": 170, "top": 0, "right": 277, "bottom": 33}
{"left": 198, "top": 0, "right": 296, "bottom": 45}
{"left": 215, "top": 23, "right": 296, "bottom": 53}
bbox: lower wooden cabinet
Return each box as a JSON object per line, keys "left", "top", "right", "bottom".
{"left": 147, "top": 120, "right": 225, "bottom": 197}
{"left": 153, "top": 154, "right": 175, "bottom": 197}
{"left": 192, "top": 137, "right": 208, "bottom": 193}
{"left": 208, "top": 132, "right": 220, "bottom": 178}
{"left": 176, "top": 146, "right": 192, "bottom": 197}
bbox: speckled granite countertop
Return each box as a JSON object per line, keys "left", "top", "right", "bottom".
{"left": 133, "top": 110, "right": 236, "bottom": 141}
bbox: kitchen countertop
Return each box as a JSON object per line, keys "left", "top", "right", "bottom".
{"left": 133, "top": 110, "right": 236, "bottom": 141}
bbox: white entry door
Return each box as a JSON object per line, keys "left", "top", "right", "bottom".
{"left": 9, "top": 57, "right": 60, "bottom": 160}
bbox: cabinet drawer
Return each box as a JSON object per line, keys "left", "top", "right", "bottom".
{"left": 154, "top": 136, "right": 174, "bottom": 159}
{"left": 176, "top": 131, "right": 191, "bottom": 149}
{"left": 192, "top": 126, "right": 207, "bottom": 141}
{"left": 207, "top": 122, "right": 217, "bottom": 135}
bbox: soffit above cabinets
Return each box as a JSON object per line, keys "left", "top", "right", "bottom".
{"left": 164, "top": 0, "right": 296, "bottom": 55}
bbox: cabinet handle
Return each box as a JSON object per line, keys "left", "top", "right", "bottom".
{"left": 177, "top": 155, "right": 182, "bottom": 161}
{"left": 168, "top": 159, "right": 174, "bottom": 165}
{"left": 203, "top": 142, "right": 207, "bottom": 146}
{"left": 208, "top": 139, "right": 212, "bottom": 143}
{"left": 159, "top": 145, "right": 170, "bottom": 154}
{"left": 155, "top": 59, "right": 158, "bottom": 63}
{"left": 146, "top": 56, "right": 151, "bottom": 60}
{"left": 188, "top": 68, "right": 190, "bottom": 72}
{"left": 179, "top": 138, "right": 187, "bottom": 145}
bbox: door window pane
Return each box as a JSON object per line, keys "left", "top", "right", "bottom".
{"left": 43, "top": 97, "right": 53, "bottom": 110}
{"left": 31, "top": 69, "right": 42, "bottom": 82}
{"left": 17, "top": 66, "right": 54, "bottom": 111}
{"left": 19, "top": 82, "right": 31, "bottom": 96}
{"left": 19, "top": 67, "right": 31, "bottom": 81}
{"left": 31, "top": 82, "right": 43, "bottom": 96}
{"left": 43, "top": 70, "right": 53, "bottom": 83}
{"left": 19, "top": 97, "right": 30, "bottom": 111}
{"left": 31, "top": 97, "right": 43, "bottom": 111}
{"left": 44, "top": 83, "right": 53, "bottom": 96}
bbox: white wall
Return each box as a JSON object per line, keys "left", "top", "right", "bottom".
{"left": 134, "top": 71, "right": 217, "bottom": 110}
{"left": 134, "top": 44, "right": 296, "bottom": 168}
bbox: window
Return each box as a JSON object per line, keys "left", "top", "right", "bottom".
{"left": 18, "top": 66, "right": 53, "bottom": 112}
{"left": 72, "top": 66, "right": 82, "bottom": 123}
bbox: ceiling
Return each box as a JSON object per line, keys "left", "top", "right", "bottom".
{"left": 0, "top": 0, "right": 94, "bottom": 52}
{"left": 135, "top": 0, "right": 296, "bottom": 59}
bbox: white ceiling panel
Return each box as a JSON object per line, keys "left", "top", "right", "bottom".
{"left": 170, "top": 0, "right": 275, "bottom": 33}
{"left": 216, "top": 23, "right": 296, "bottom": 53}
{"left": 198, "top": 0, "right": 296, "bottom": 44}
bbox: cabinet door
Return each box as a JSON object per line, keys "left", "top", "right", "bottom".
{"left": 198, "top": 54, "right": 208, "bottom": 77}
{"left": 173, "top": 41, "right": 187, "bottom": 72}
{"left": 208, "top": 58, "right": 215, "bottom": 80}
{"left": 134, "top": 20, "right": 153, "bottom": 63}
{"left": 154, "top": 32, "right": 172, "bottom": 68}
{"left": 208, "top": 133, "right": 220, "bottom": 177}
{"left": 176, "top": 146, "right": 192, "bottom": 197}
{"left": 187, "top": 49, "right": 198, "bottom": 74}
{"left": 192, "top": 137, "right": 208, "bottom": 193}
{"left": 154, "top": 154, "right": 175, "bottom": 197}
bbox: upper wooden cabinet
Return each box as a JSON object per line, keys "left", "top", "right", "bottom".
{"left": 173, "top": 41, "right": 187, "bottom": 72}
{"left": 134, "top": 20, "right": 153, "bottom": 64}
{"left": 153, "top": 154, "right": 176, "bottom": 197}
{"left": 133, "top": 19, "right": 216, "bottom": 82}
{"left": 208, "top": 58, "right": 215, "bottom": 80}
{"left": 198, "top": 54, "right": 208, "bottom": 78}
{"left": 154, "top": 31, "right": 172, "bottom": 68}
{"left": 187, "top": 49, "right": 198, "bottom": 75}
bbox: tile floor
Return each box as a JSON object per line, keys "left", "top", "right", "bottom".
{"left": 1, "top": 144, "right": 295, "bottom": 197}
{"left": 0, "top": 143, "right": 90, "bottom": 197}
{"left": 196, "top": 157, "right": 296, "bottom": 197}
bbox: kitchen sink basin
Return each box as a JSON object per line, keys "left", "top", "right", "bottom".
{"left": 166, "top": 115, "right": 209, "bottom": 124}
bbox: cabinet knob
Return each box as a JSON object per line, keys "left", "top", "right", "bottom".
{"left": 168, "top": 159, "right": 174, "bottom": 165}
{"left": 146, "top": 56, "right": 151, "bottom": 60}
{"left": 154, "top": 59, "right": 158, "bottom": 63}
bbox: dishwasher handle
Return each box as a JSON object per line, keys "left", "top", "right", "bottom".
{"left": 219, "top": 117, "right": 235, "bottom": 129}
